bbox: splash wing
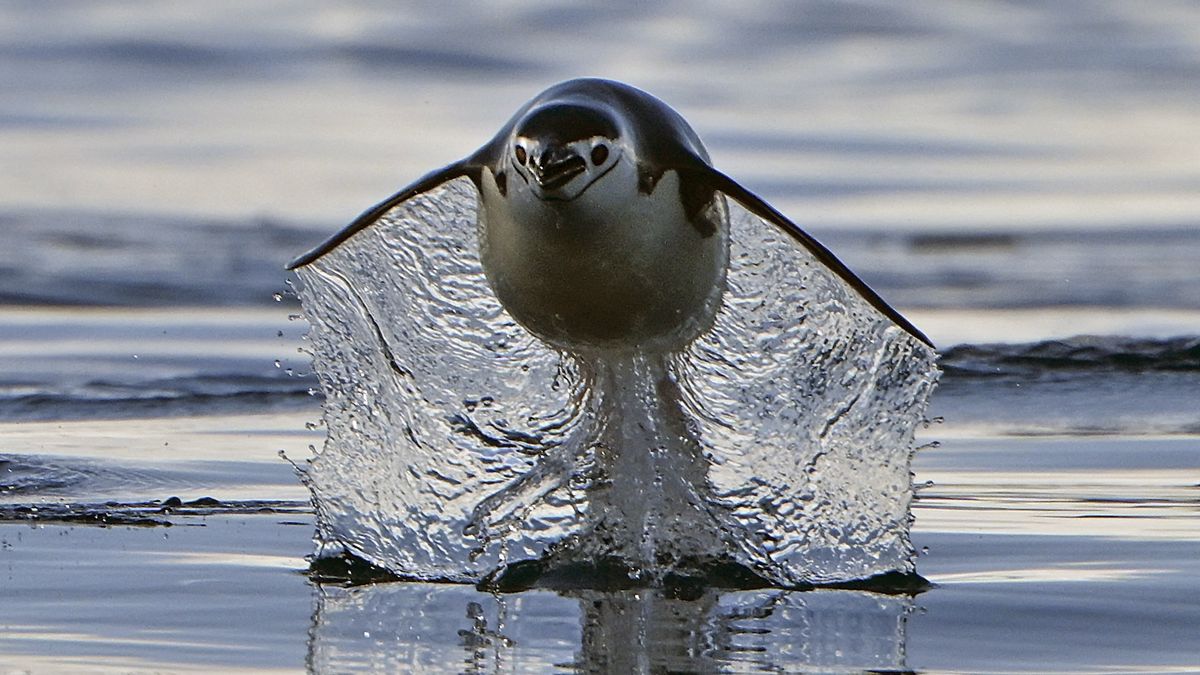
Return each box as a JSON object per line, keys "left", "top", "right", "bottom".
{"left": 294, "top": 176, "right": 594, "bottom": 581}
{"left": 672, "top": 190, "right": 940, "bottom": 584}
{"left": 294, "top": 170, "right": 940, "bottom": 586}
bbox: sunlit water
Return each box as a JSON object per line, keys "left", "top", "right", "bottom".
{"left": 2, "top": 1, "right": 1200, "bottom": 672}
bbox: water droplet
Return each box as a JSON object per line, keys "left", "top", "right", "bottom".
{"left": 273, "top": 293, "right": 284, "bottom": 302}
{"left": 273, "top": 360, "right": 282, "bottom": 368}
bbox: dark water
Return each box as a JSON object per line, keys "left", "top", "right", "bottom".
{"left": 2, "top": 1, "right": 1199, "bottom": 672}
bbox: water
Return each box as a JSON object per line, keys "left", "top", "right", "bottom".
{"left": 3, "top": 1, "right": 1200, "bottom": 672}
{"left": 294, "top": 178, "right": 937, "bottom": 587}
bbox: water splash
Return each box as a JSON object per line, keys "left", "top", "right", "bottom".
{"left": 294, "top": 177, "right": 938, "bottom": 586}
{"left": 676, "top": 204, "right": 938, "bottom": 585}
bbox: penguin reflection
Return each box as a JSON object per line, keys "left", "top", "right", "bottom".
{"left": 305, "top": 584, "right": 913, "bottom": 673}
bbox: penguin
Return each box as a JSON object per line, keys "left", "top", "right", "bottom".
{"left": 288, "top": 78, "right": 931, "bottom": 351}
{"left": 288, "top": 78, "right": 937, "bottom": 588}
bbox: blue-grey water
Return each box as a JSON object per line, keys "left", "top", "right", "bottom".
{"left": 2, "top": 1, "right": 1199, "bottom": 673}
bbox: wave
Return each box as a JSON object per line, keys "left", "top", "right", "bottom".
{"left": 0, "top": 373, "right": 317, "bottom": 421}
{"left": 5, "top": 206, "right": 1200, "bottom": 311}
{"left": 0, "top": 454, "right": 92, "bottom": 495}
{"left": 940, "top": 335, "right": 1200, "bottom": 377}
{"left": 0, "top": 209, "right": 317, "bottom": 307}
{"left": 0, "top": 496, "right": 310, "bottom": 527}
{"left": 1, "top": 336, "right": 1196, "bottom": 422}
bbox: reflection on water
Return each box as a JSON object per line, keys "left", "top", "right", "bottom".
{"left": 308, "top": 582, "right": 912, "bottom": 673}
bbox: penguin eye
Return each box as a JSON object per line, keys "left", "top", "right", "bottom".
{"left": 590, "top": 144, "right": 609, "bottom": 166}
{"left": 514, "top": 145, "right": 527, "bottom": 165}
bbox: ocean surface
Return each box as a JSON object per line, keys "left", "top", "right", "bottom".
{"left": 2, "top": 1, "right": 1199, "bottom": 673}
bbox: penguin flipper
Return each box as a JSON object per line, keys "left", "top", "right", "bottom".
{"left": 286, "top": 161, "right": 475, "bottom": 270}
{"left": 689, "top": 165, "right": 933, "bottom": 348}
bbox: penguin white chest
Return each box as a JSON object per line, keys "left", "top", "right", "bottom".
{"left": 478, "top": 162, "right": 729, "bottom": 353}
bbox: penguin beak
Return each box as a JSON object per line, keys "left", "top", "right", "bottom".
{"left": 530, "top": 145, "right": 586, "bottom": 191}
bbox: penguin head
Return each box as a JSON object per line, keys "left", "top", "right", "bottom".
{"left": 508, "top": 102, "right": 624, "bottom": 201}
